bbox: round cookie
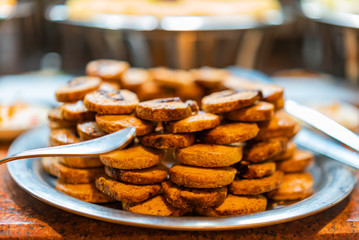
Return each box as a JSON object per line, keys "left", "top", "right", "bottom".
{"left": 202, "top": 122, "right": 259, "bottom": 145}
{"left": 122, "top": 195, "right": 190, "bottom": 216}
{"left": 96, "top": 114, "right": 155, "bottom": 136}
{"left": 244, "top": 138, "right": 287, "bottom": 163}
{"left": 152, "top": 68, "right": 192, "bottom": 89}
{"left": 60, "top": 101, "right": 95, "bottom": 121}
{"left": 56, "top": 76, "right": 101, "bottom": 102}
{"left": 229, "top": 171, "right": 284, "bottom": 195}
{"left": 48, "top": 107, "right": 77, "bottom": 129}
{"left": 270, "top": 141, "right": 296, "bottom": 161}
{"left": 169, "top": 165, "right": 236, "bottom": 189}
{"left": 225, "top": 101, "right": 274, "bottom": 122}
{"left": 41, "top": 157, "right": 104, "bottom": 184}
{"left": 59, "top": 156, "right": 103, "bottom": 168}
{"left": 100, "top": 144, "right": 163, "bottom": 169}
{"left": 191, "top": 67, "right": 229, "bottom": 89}
{"left": 86, "top": 59, "right": 129, "bottom": 82}
{"left": 201, "top": 90, "right": 260, "bottom": 113}
{"left": 195, "top": 194, "right": 267, "bottom": 217}
{"left": 77, "top": 121, "right": 107, "bottom": 141}
{"left": 162, "top": 180, "right": 227, "bottom": 209}
{"left": 267, "top": 172, "right": 313, "bottom": 200}
{"left": 120, "top": 68, "right": 151, "bottom": 91}
{"left": 104, "top": 165, "right": 168, "bottom": 185}
{"left": 176, "top": 144, "right": 242, "bottom": 167}
{"left": 164, "top": 111, "right": 220, "bottom": 133}
{"left": 237, "top": 161, "right": 276, "bottom": 179}
{"left": 84, "top": 89, "right": 139, "bottom": 115}
{"left": 276, "top": 150, "right": 314, "bottom": 173}
{"left": 139, "top": 132, "right": 195, "bottom": 149}
{"left": 136, "top": 97, "right": 198, "bottom": 121}
{"left": 56, "top": 180, "right": 114, "bottom": 203}
{"left": 49, "top": 128, "right": 79, "bottom": 146}
{"left": 95, "top": 176, "right": 161, "bottom": 203}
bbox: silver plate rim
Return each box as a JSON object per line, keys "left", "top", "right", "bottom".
{"left": 7, "top": 126, "right": 357, "bottom": 231}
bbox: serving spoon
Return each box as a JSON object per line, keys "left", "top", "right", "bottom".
{"left": 0, "top": 127, "right": 136, "bottom": 165}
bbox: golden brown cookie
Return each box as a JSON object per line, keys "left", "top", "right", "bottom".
{"left": 104, "top": 165, "right": 168, "bottom": 185}
{"left": 225, "top": 101, "right": 274, "bottom": 122}
{"left": 201, "top": 90, "right": 260, "bottom": 114}
{"left": 84, "top": 89, "right": 139, "bottom": 115}
{"left": 139, "top": 132, "right": 195, "bottom": 149}
{"left": 96, "top": 114, "right": 155, "bottom": 136}
{"left": 174, "top": 81, "right": 204, "bottom": 103}
{"left": 243, "top": 138, "right": 287, "bottom": 163}
{"left": 120, "top": 68, "right": 151, "bottom": 91}
{"left": 58, "top": 156, "right": 103, "bottom": 168}
{"left": 49, "top": 128, "right": 79, "bottom": 146}
{"left": 86, "top": 59, "right": 129, "bottom": 82}
{"left": 270, "top": 141, "right": 296, "bottom": 161}
{"left": 122, "top": 195, "right": 190, "bottom": 216}
{"left": 195, "top": 194, "right": 267, "bottom": 217}
{"left": 48, "top": 107, "right": 77, "bottom": 129}
{"left": 56, "top": 76, "right": 101, "bottom": 102}
{"left": 176, "top": 144, "right": 242, "bottom": 167}
{"left": 191, "top": 67, "right": 229, "bottom": 89}
{"left": 229, "top": 170, "right": 284, "bottom": 195}
{"left": 255, "top": 111, "right": 296, "bottom": 140}
{"left": 152, "top": 68, "right": 193, "bottom": 89}
{"left": 100, "top": 144, "right": 163, "bottom": 169}
{"left": 136, "top": 97, "right": 198, "bottom": 121}
{"left": 276, "top": 150, "right": 314, "bottom": 173}
{"left": 169, "top": 165, "right": 236, "bottom": 189}
{"left": 76, "top": 121, "right": 107, "bottom": 141}
{"left": 273, "top": 96, "right": 285, "bottom": 110}
{"left": 41, "top": 157, "right": 104, "bottom": 184}
{"left": 202, "top": 122, "right": 259, "bottom": 145}
{"left": 95, "top": 176, "right": 161, "bottom": 203}
{"left": 136, "top": 80, "right": 171, "bottom": 101}
{"left": 162, "top": 180, "right": 227, "bottom": 209}
{"left": 267, "top": 172, "right": 313, "bottom": 200}
{"left": 99, "top": 81, "right": 120, "bottom": 91}
{"left": 60, "top": 101, "right": 95, "bottom": 121}
{"left": 164, "top": 111, "right": 220, "bottom": 133}
{"left": 56, "top": 180, "right": 114, "bottom": 203}
{"left": 237, "top": 161, "right": 276, "bottom": 179}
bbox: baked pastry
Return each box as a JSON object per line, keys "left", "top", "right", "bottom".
{"left": 59, "top": 156, "right": 103, "bottom": 168}
{"left": 225, "top": 101, "right": 274, "bottom": 122}
{"left": 49, "top": 128, "right": 79, "bottom": 146}
{"left": 56, "top": 76, "right": 101, "bottom": 102}
{"left": 244, "top": 138, "right": 287, "bottom": 163}
{"left": 60, "top": 101, "right": 95, "bottom": 121}
{"left": 77, "top": 121, "right": 107, "bottom": 140}
{"left": 139, "top": 132, "right": 195, "bottom": 149}
{"left": 86, "top": 59, "right": 129, "bottom": 82}
{"left": 237, "top": 161, "right": 276, "bottom": 179}
{"left": 276, "top": 150, "right": 314, "bottom": 173}
{"left": 270, "top": 141, "right": 296, "bottom": 161}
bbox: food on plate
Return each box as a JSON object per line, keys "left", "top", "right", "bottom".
{"left": 43, "top": 59, "right": 315, "bottom": 217}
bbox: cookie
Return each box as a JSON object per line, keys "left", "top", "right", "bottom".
{"left": 76, "top": 121, "right": 107, "bottom": 141}
{"left": 136, "top": 80, "right": 171, "bottom": 101}
{"left": 95, "top": 176, "right": 161, "bottom": 203}
{"left": 236, "top": 161, "right": 276, "bottom": 179}
{"left": 176, "top": 144, "right": 242, "bottom": 167}
{"left": 136, "top": 97, "right": 198, "bottom": 121}
{"left": 152, "top": 68, "right": 192, "bottom": 89}
{"left": 96, "top": 114, "right": 155, "bottom": 136}
{"left": 273, "top": 96, "right": 285, "bottom": 110}
{"left": 270, "top": 141, "right": 296, "bottom": 161}
{"left": 120, "top": 68, "right": 151, "bottom": 91}
{"left": 229, "top": 171, "right": 284, "bottom": 195}
{"left": 58, "top": 156, "right": 103, "bottom": 168}
{"left": 100, "top": 144, "right": 163, "bottom": 169}
{"left": 164, "top": 111, "right": 220, "bottom": 133}
{"left": 99, "top": 81, "right": 120, "bottom": 91}
{"left": 267, "top": 172, "right": 313, "bottom": 200}
{"left": 276, "top": 150, "right": 314, "bottom": 173}
{"left": 41, "top": 157, "right": 104, "bottom": 184}
{"left": 191, "top": 67, "right": 229, "bottom": 89}
{"left": 174, "top": 81, "right": 204, "bottom": 103}
{"left": 60, "top": 101, "right": 95, "bottom": 121}
{"left": 255, "top": 111, "right": 296, "bottom": 140}
{"left": 56, "top": 179, "right": 114, "bottom": 203}
{"left": 104, "top": 165, "right": 168, "bottom": 185}
{"left": 139, "top": 132, "right": 195, "bottom": 149}
{"left": 169, "top": 165, "right": 236, "bottom": 189}
{"left": 202, "top": 122, "right": 259, "bottom": 145}
{"left": 48, "top": 107, "right": 76, "bottom": 129}
{"left": 225, "top": 101, "right": 274, "bottom": 122}
{"left": 86, "top": 59, "right": 129, "bottom": 82}
{"left": 244, "top": 138, "right": 287, "bottom": 163}
{"left": 56, "top": 76, "right": 101, "bottom": 102}
{"left": 122, "top": 195, "right": 190, "bottom": 216}
{"left": 202, "top": 90, "right": 260, "bottom": 113}
{"left": 162, "top": 180, "right": 227, "bottom": 209}
{"left": 84, "top": 89, "right": 139, "bottom": 115}
{"left": 49, "top": 128, "right": 79, "bottom": 146}
{"left": 195, "top": 194, "right": 267, "bottom": 217}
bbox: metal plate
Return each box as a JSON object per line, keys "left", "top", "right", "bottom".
{"left": 7, "top": 126, "right": 357, "bottom": 231}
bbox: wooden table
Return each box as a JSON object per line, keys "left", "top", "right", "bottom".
{"left": 0, "top": 144, "right": 358, "bottom": 239}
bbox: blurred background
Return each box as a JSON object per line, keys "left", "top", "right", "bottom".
{"left": 0, "top": 0, "right": 359, "bottom": 140}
